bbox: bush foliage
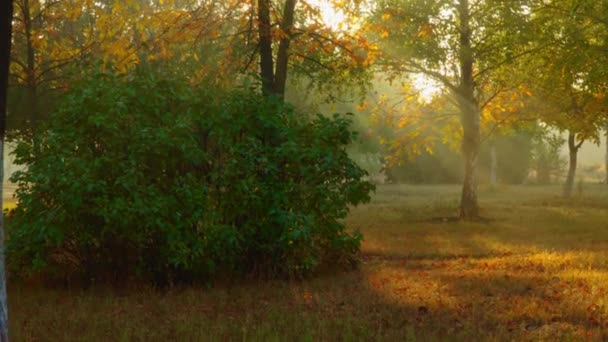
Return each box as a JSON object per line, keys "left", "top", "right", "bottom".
{"left": 7, "top": 68, "right": 374, "bottom": 285}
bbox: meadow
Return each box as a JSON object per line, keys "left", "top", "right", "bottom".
{"left": 9, "top": 184, "right": 608, "bottom": 341}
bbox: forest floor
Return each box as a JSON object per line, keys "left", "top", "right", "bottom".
{"left": 9, "top": 184, "right": 608, "bottom": 341}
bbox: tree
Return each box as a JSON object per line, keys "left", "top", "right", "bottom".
{"left": 257, "top": 0, "right": 297, "bottom": 99}
{"left": 525, "top": 0, "right": 607, "bottom": 197}
{"left": 529, "top": 62, "right": 598, "bottom": 197}
{"left": 7, "top": 0, "right": 275, "bottom": 165}
{"left": 0, "top": 0, "right": 13, "bottom": 338}
{"left": 369, "top": 0, "right": 536, "bottom": 219}
{"left": 366, "top": 68, "right": 534, "bottom": 182}
{"left": 9, "top": 0, "right": 103, "bottom": 141}
{"left": 530, "top": 131, "right": 566, "bottom": 184}
{"left": 254, "top": 0, "right": 377, "bottom": 102}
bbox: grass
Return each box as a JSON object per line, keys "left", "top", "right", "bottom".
{"left": 9, "top": 184, "right": 608, "bottom": 341}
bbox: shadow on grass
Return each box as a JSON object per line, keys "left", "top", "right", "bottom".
{"left": 9, "top": 184, "right": 608, "bottom": 340}
{"left": 9, "top": 244, "right": 608, "bottom": 340}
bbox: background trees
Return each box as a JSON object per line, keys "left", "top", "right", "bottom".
{"left": 523, "top": 0, "right": 608, "bottom": 196}
{"left": 367, "top": 0, "right": 537, "bottom": 218}
{"left": 362, "top": 0, "right": 608, "bottom": 201}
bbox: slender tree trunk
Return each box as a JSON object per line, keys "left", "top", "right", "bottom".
{"left": 457, "top": 0, "right": 480, "bottom": 220}
{"left": 257, "top": 0, "right": 274, "bottom": 97}
{"left": 0, "top": 0, "right": 14, "bottom": 339}
{"left": 273, "top": 0, "right": 297, "bottom": 98}
{"left": 564, "top": 132, "right": 580, "bottom": 198}
{"left": 490, "top": 142, "right": 498, "bottom": 186}
{"left": 257, "top": 0, "right": 297, "bottom": 100}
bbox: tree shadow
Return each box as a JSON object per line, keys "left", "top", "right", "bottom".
{"left": 9, "top": 242, "right": 608, "bottom": 340}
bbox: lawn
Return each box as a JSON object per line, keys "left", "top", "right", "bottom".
{"left": 9, "top": 184, "right": 608, "bottom": 341}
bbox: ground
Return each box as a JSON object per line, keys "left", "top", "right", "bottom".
{"left": 9, "top": 184, "right": 608, "bottom": 341}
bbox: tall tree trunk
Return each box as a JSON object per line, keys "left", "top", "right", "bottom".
{"left": 257, "top": 0, "right": 297, "bottom": 99}
{"left": 257, "top": 0, "right": 274, "bottom": 97}
{"left": 457, "top": 0, "right": 480, "bottom": 220}
{"left": 0, "top": 0, "right": 14, "bottom": 339}
{"left": 490, "top": 142, "right": 498, "bottom": 186}
{"left": 564, "top": 131, "right": 581, "bottom": 198}
{"left": 273, "top": 0, "right": 297, "bottom": 98}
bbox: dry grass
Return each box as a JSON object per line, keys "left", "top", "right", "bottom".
{"left": 9, "top": 184, "right": 608, "bottom": 341}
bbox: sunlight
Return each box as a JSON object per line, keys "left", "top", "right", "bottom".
{"left": 412, "top": 74, "right": 442, "bottom": 101}
{"left": 307, "top": 0, "right": 347, "bottom": 30}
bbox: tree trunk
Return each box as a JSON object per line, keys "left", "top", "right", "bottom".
{"left": 490, "top": 142, "right": 498, "bottom": 186}
{"left": 257, "top": 0, "right": 274, "bottom": 97}
{"left": 273, "top": 0, "right": 297, "bottom": 98}
{"left": 0, "top": 0, "right": 14, "bottom": 338}
{"left": 563, "top": 132, "right": 580, "bottom": 198}
{"left": 257, "top": 0, "right": 297, "bottom": 100}
{"left": 457, "top": 0, "right": 480, "bottom": 220}
{"left": 460, "top": 102, "right": 480, "bottom": 219}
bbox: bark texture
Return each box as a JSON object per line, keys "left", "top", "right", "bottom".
{"left": 257, "top": 0, "right": 274, "bottom": 97}
{"left": 273, "top": 0, "right": 297, "bottom": 97}
{"left": 457, "top": 0, "right": 480, "bottom": 220}
{"left": 257, "top": 0, "right": 297, "bottom": 99}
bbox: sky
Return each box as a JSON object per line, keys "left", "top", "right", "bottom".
{"left": 574, "top": 134, "right": 606, "bottom": 167}
{"left": 309, "top": 0, "right": 346, "bottom": 30}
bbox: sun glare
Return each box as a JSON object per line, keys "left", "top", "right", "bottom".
{"left": 309, "top": 0, "right": 346, "bottom": 30}
{"left": 413, "top": 74, "right": 442, "bottom": 101}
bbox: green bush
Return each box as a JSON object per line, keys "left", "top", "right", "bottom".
{"left": 7, "top": 67, "right": 374, "bottom": 285}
